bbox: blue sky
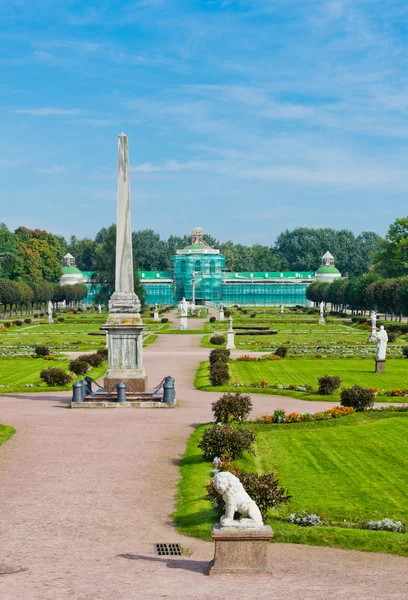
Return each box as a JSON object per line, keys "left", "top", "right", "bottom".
{"left": 2, "top": 0, "right": 408, "bottom": 244}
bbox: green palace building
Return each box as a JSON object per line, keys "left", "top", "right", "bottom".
{"left": 61, "top": 229, "right": 341, "bottom": 307}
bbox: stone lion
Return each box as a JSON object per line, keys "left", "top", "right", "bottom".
{"left": 212, "top": 472, "right": 263, "bottom": 528}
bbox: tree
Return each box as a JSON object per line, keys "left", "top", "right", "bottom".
{"left": 0, "top": 222, "right": 22, "bottom": 279}
{"left": 14, "top": 227, "right": 64, "bottom": 282}
{"left": 67, "top": 236, "right": 96, "bottom": 271}
{"left": 132, "top": 229, "right": 168, "bottom": 270}
{"left": 93, "top": 224, "right": 145, "bottom": 306}
{"left": 373, "top": 217, "right": 408, "bottom": 278}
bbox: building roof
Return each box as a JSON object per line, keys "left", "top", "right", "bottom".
{"left": 62, "top": 266, "right": 82, "bottom": 275}
{"left": 63, "top": 253, "right": 75, "bottom": 259}
{"left": 315, "top": 266, "right": 341, "bottom": 274}
{"left": 322, "top": 251, "right": 334, "bottom": 259}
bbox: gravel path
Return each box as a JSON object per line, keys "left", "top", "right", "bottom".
{"left": 0, "top": 319, "right": 407, "bottom": 599}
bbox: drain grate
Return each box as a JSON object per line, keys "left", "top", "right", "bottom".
{"left": 154, "top": 543, "right": 182, "bottom": 556}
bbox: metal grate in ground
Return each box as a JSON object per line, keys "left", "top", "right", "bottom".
{"left": 154, "top": 543, "right": 182, "bottom": 556}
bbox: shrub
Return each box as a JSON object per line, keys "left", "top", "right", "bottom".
{"left": 340, "top": 385, "right": 375, "bottom": 411}
{"left": 96, "top": 347, "right": 108, "bottom": 360}
{"left": 288, "top": 511, "right": 322, "bottom": 527}
{"left": 250, "top": 312, "right": 256, "bottom": 318}
{"left": 35, "top": 346, "right": 50, "bottom": 357}
{"left": 77, "top": 352, "right": 105, "bottom": 367}
{"left": 3, "top": 322, "right": 11, "bottom": 328}
{"left": 198, "top": 424, "right": 255, "bottom": 460}
{"left": 275, "top": 346, "right": 288, "bottom": 358}
{"left": 209, "top": 362, "right": 230, "bottom": 386}
{"left": 209, "top": 316, "right": 216, "bottom": 323}
{"left": 40, "top": 367, "right": 71, "bottom": 386}
{"left": 224, "top": 309, "right": 231, "bottom": 318}
{"left": 69, "top": 359, "right": 89, "bottom": 375}
{"left": 238, "top": 471, "right": 291, "bottom": 520}
{"left": 24, "top": 318, "right": 32, "bottom": 324}
{"left": 212, "top": 392, "right": 252, "bottom": 423}
{"left": 161, "top": 317, "right": 169, "bottom": 323}
{"left": 210, "top": 334, "right": 226, "bottom": 346}
{"left": 318, "top": 375, "right": 342, "bottom": 395}
{"left": 13, "top": 320, "right": 23, "bottom": 326}
{"left": 40, "top": 313, "right": 45, "bottom": 317}
{"left": 57, "top": 317, "right": 65, "bottom": 322}
{"left": 387, "top": 332, "right": 397, "bottom": 343}
{"left": 366, "top": 518, "right": 405, "bottom": 533}
{"left": 402, "top": 346, "right": 408, "bottom": 358}
{"left": 209, "top": 348, "right": 230, "bottom": 365}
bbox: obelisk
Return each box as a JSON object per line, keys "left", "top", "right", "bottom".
{"left": 102, "top": 133, "right": 147, "bottom": 393}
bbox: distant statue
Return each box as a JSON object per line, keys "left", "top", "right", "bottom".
{"left": 180, "top": 298, "right": 188, "bottom": 317}
{"left": 369, "top": 310, "right": 377, "bottom": 341}
{"left": 280, "top": 304, "right": 284, "bottom": 314}
{"left": 213, "top": 472, "right": 263, "bottom": 529}
{"left": 98, "top": 304, "right": 102, "bottom": 314}
{"left": 374, "top": 325, "right": 388, "bottom": 361}
{"left": 47, "top": 300, "right": 54, "bottom": 324}
{"left": 318, "top": 301, "right": 325, "bottom": 325}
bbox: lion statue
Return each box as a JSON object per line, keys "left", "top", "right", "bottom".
{"left": 212, "top": 472, "right": 263, "bottom": 528}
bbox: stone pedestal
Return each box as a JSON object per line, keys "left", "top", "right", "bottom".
{"left": 226, "top": 330, "right": 236, "bottom": 350}
{"left": 219, "top": 310, "right": 224, "bottom": 321}
{"left": 102, "top": 312, "right": 147, "bottom": 393}
{"left": 179, "top": 316, "right": 188, "bottom": 330}
{"left": 210, "top": 525, "right": 273, "bottom": 575}
{"left": 375, "top": 359, "right": 385, "bottom": 373}
{"left": 47, "top": 317, "right": 54, "bottom": 324}
{"left": 318, "top": 317, "right": 325, "bottom": 325}
{"left": 153, "top": 310, "right": 159, "bottom": 321}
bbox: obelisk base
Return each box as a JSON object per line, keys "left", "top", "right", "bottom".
{"left": 103, "top": 375, "right": 147, "bottom": 393}
{"left": 210, "top": 525, "right": 273, "bottom": 575}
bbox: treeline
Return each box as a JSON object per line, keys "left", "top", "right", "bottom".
{"left": 0, "top": 280, "right": 87, "bottom": 317}
{"left": 307, "top": 274, "right": 408, "bottom": 320}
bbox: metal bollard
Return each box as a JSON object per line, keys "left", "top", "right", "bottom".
{"left": 163, "top": 376, "right": 176, "bottom": 403}
{"left": 116, "top": 381, "right": 127, "bottom": 403}
{"left": 72, "top": 381, "right": 84, "bottom": 403}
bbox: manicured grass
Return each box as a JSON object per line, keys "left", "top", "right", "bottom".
{"left": 0, "top": 356, "right": 107, "bottom": 393}
{"left": 174, "top": 413, "right": 408, "bottom": 556}
{"left": 0, "top": 424, "right": 15, "bottom": 446}
{"left": 195, "top": 359, "right": 408, "bottom": 402}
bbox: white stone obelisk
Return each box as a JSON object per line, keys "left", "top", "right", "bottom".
{"left": 102, "top": 133, "right": 146, "bottom": 393}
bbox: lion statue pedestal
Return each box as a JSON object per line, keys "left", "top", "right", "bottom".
{"left": 210, "top": 472, "right": 273, "bottom": 575}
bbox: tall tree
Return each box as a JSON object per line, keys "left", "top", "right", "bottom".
{"left": 0, "top": 222, "right": 22, "bottom": 279}
{"left": 14, "top": 227, "right": 64, "bottom": 282}
{"left": 67, "top": 235, "right": 96, "bottom": 271}
{"left": 373, "top": 217, "right": 408, "bottom": 278}
{"left": 132, "top": 229, "right": 168, "bottom": 271}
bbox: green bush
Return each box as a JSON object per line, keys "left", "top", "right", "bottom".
{"left": 250, "top": 312, "right": 256, "bottom": 318}
{"left": 161, "top": 317, "right": 169, "bottom": 323}
{"left": 69, "top": 359, "right": 89, "bottom": 375}
{"left": 198, "top": 424, "right": 255, "bottom": 460}
{"left": 77, "top": 352, "right": 104, "bottom": 367}
{"left": 3, "top": 322, "right": 11, "bottom": 328}
{"left": 275, "top": 346, "right": 288, "bottom": 358}
{"left": 209, "top": 316, "right": 216, "bottom": 323}
{"left": 402, "top": 346, "right": 408, "bottom": 358}
{"left": 340, "top": 385, "right": 375, "bottom": 411}
{"left": 318, "top": 375, "right": 342, "bottom": 395}
{"left": 209, "top": 348, "right": 230, "bottom": 365}
{"left": 57, "top": 317, "right": 65, "bottom": 322}
{"left": 40, "top": 367, "right": 71, "bottom": 386}
{"left": 211, "top": 392, "right": 252, "bottom": 423}
{"left": 209, "top": 361, "right": 230, "bottom": 386}
{"left": 35, "top": 346, "right": 50, "bottom": 357}
{"left": 210, "top": 334, "right": 226, "bottom": 346}
{"left": 96, "top": 347, "right": 108, "bottom": 360}
{"left": 13, "top": 320, "right": 23, "bottom": 326}
{"left": 238, "top": 472, "right": 292, "bottom": 520}
{"left": 388, "top": 332, "right": 398, "bottom": 343}
{"left": 24, "top": 318, "right": 32, "bottom": 324}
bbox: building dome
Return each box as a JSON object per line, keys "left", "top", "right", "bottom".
{"left": 314, "top": 251, "right": 341, "bottom": 282}
{"left": 60, "top": 254, "right": 84, "bottom": 286}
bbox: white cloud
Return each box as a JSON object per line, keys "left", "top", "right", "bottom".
{"left": 15, "top": 107, "right": 83, "bottom": 116}
{"left": 35, "top": 165, "right": 66, "bottom": 174}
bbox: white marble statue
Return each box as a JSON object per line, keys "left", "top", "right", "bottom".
{"left": 47, "top": 301, "right": 54, "bottom": 324}
{"left": 219, "top": 304, "right": 225, "bottom": 321}
{"left": 98, "top": 304, "right": 102, "bottom": 314}
{"left": 369, "top": 310, "right": 377, "bottom": 342}
{"left": 226, "top": 315, "right": 235, "bottom": 350}
{"left": 374, "top": 325, "right": 388, "bottom": 361}
{"left": 213, "top": 472, "right": 263, "bottom": 529}
{"left": 280, "top": 304, "right": 284, "bottom": 314}
{"left": 153, "top": 303, "right": 160, "bottom": 321}
{"left": 180, "top": 298, "right": 188, "bottom": 317}
{"left": 318, "top": 301, "right": 325, "bottom": 325}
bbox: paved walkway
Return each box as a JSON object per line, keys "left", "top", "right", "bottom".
{"left": 0, "top": 322, "right": 407, "bottom": 599}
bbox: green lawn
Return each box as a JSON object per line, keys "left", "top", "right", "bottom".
{"left": 0, "top": 424, "right": 15, "bottom": 446}
{"left": 195, "top": 359, "right": 408, "bottom": 402}
{"left": 174, "top": 413, "right": 408, "bottom": 556}
{"left": 0, "top": 356, "right": 107, "bottom": 393}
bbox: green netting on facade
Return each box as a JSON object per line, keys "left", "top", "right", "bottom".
{"left": 143, "top": 282, "right": 175, "bottom": 305}
{"left": 221, "top": 283, "right": 309, "bottom": 306}
{"left": 171, "top": 253, "right": 225, "bottom": 303}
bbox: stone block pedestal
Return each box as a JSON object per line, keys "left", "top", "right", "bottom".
{"left": 103, "top": 376, "right": 147, "bottom": 393}
{"left": 210, "top": 525, "right": 273, "bottom": 575}
{"left": 375, "top": 359, "right": 385, "bottom": 373}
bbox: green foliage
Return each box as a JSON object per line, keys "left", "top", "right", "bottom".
{"left": 211, "top": 392, "right": 253, "bottom": 423}
{"left": 14, "top": 226, "right": 65, "bottom": 282}
{"left": 209, "top": 362, "right": 230, "bottom": 386}
{"left": 275, "top": 346, "right": 288, "bottom": 358}
{"left": 373, "top": 217, "right": 408, "bottom": 277}
{"left": 210, "top": 334, "right": 226, "bottom": 345}
{"left": 76, "top": 352, "right": 105, "bottom": 367}
{"left": 69, "top": 359, "right": 89, "bottom": 374}
{"left": 238, "top": 471, "right": 292, "bottom": 520}
{"left": 96, "top": 347, "right": 108, "bottom": 360}
{"left": 67, "top": 235, "right": 96, "bottom": 270}
{"left": 318, "top": 375, "right": 342, "bottom": 395}
{"left": 340, "top": 386, "right": 375, "bottom": 411}
{"left": 40, "top": 367, "right": 71, "bottom": 386}
{"left": 402, "top": 346, "right": 408, "bottom": 358}
{"left": 209, "top": 316, "right": 216, "bottom": 323}
{"left": 161, "top": 317, "right": 169, "bottom": 323}
{"left": 198, "top": 424, "right": 255, "bottom": 460}
{"left": 35, "top": 346, "right": 50, "bottom": 356}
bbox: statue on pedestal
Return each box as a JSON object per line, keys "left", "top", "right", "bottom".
{"left": 47, "top": 300, "right": 54, "bottom": 324}
{"left": 318, "top": 301, "right": 325, "bottom": 325}
{"left": 374, "top": 325, "right": 388, "bottom": 361}
{"left": 226, "top": 315, "right": 235, "bottom": 350}
{"left": 98, "top": 304, "right": 102, "bottom": 314}
{"left": 280, "top": 304, "right": 284, "bottom": 314}
{"left": 213, "top": 472, "right": 263, "bottom": 528}
{"left": 179, "top": 297, "right": 189, "bottom": 330}
{"left": 369, "top": 310, "right": 377, "bottom": 342}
